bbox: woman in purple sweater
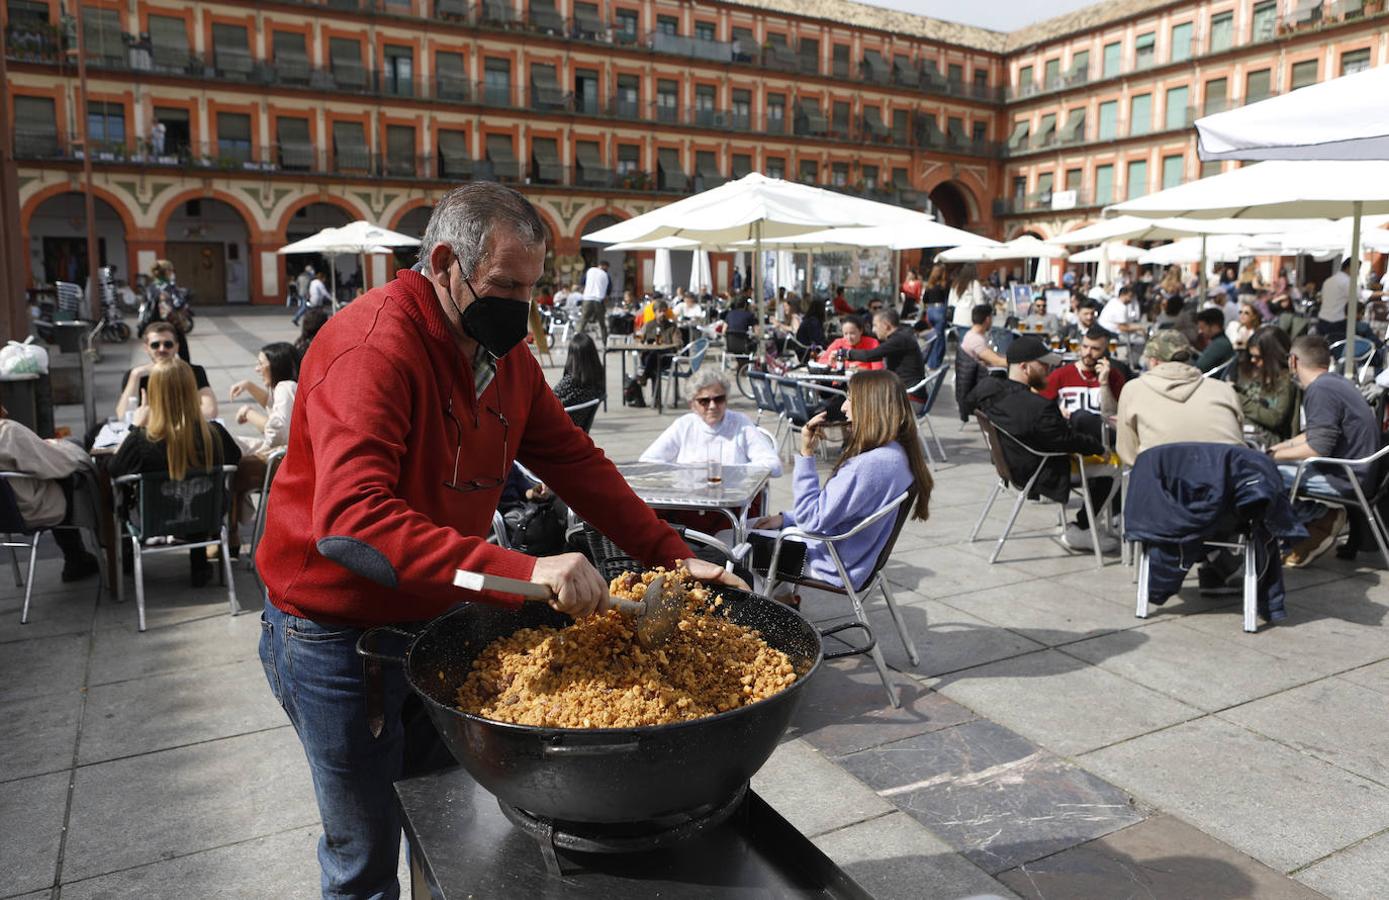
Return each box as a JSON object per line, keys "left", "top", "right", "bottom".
{"left": 751, "top": 370, "right": 933, "bottom": 599}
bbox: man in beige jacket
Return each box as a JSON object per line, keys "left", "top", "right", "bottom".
{"left": 1115, "top": 330, "right": 1245, "bottom": 467}
{"left": 0, "top": 408, "right": 100, "bottom": 581}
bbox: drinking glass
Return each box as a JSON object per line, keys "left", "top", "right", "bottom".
{"left": 706, "top": 449, "right": 723, "bottom": 485}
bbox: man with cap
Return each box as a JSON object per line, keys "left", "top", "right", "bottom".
{"left": 1114, "top": 329, "right": 1244, "bottom": 468}
{"left": 966, "top": 336, "right": 1115, "bottom": 552}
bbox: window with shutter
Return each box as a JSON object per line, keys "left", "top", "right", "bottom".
{"left": 386, "top": 125, "right": 415, "bottom": 175}
{"left": 531, "top": 138, "right": 562, "bottom": 183}
{"left": 13, "top": 96, "right": 58, "bottom": 157}
{"left": 148, "top": 15, "right": 189, "bottom": 71}
{"left": 616, "top": 144, "right": 640, "bottom": 176}
{"left": 436, "top": 52, "right": 468, "bottom": 100}
{"left": 273, "top": 31, "right": 309, "bottom": 84}
{"left": 862, "top": 165, "right": 878, "bottom": 191}
{"left": 731, "top": 154, "right": 752, "bottom": 178}
{"left": 1162, "top": 154, "right": 1184, "bottom": 189}
{"left": 1070, "top": 50, "right": 1089, "bottom": 81}
{"left": 1037, "top": 113, "right": 1056, "bottom": 146}
{"left": 1007, "top": 119, "right": 1029, "bottom": 151}
{"left": 383, "top": 45, "right": 414, "bottom": 97}
{"left": 87, "top": 101, "right": 126, "bottom": 150}
{"left": 1340, "top": 49, "right": 1370, "bottom": 76}
{"left": 330, "top": 38, "right": 365, "bottom": 90}
{"left": 332, "top": 121, "right": 369, "bottom": 172}
{"left": 575, "top": 141, "right": 606, "bottom": 186}
{"left": 484, "top": 58, "right": 512, "bottom": 106}
{"left": 1097, "top": 101, "right": 1118, "bottom": 139}
{"left": 1101, "top": 41, "right": 1120, "bottom": 77}
{"left": 1170, "top": 22, "right": 1192, "bottom": 62}
{"left": 1134, "top": 32, "right": 1155, "bottom": 69}
{"left": 1290, "top": 60, "right": 1318, "bottom": 89}
{"left": 1094, "top": 164, "right": 1114, "bottom": 205}
{"left": 216, "top": 112, "right": 252, "bottom": 163}
{"left": 798, "top": 159, "right": 818, "bottom": 184}
{"left": 1245, "top": 70, "right": 1271, "bottom": 104}
{"left": 696, "top": 150, "right": 721, "bottom": 188}
{"left": 657, "top": 148, "right": 688, "bottom": 192}
{"left": 437, "top": 130, "right": 470, "bottom": 178}
{"left": 277, "top": 117, "right": 313, "bottom": 170}
{"left": 485, "top": 134, "right": 517, "bottom": 180}
{"left": 766, "top": 93, "right": 786, "bottom": 134}
{"left": 731, "top": 89, "right": 751, "bottom": 130}
{"left": 1165, "top": 86, "right": 1190, "bottom": 130}
{"left": 212, "top": 24, "right": 253, "bottom": 78}
{"left": 529, "top": 63, "right": 563, "bottom": 110}
{"left": 1210, "top": 13, "right": 1233, "bottom": 53}
{"left": 1204, "top": 77, "right": 1227, "bottom": 114}
{"left": 1062, "top": 108, "right": 1085, "bottom": 143}
{"left": 1043, "top": 58, "right": 1060, "bottom": 89}
{"left": 656, "top": 80, "right": 678, "bottom": 123}
{"left": 694, "top": 85, "right": 717, "bottom": 127}
{"left": 1129, "top": 94, "right": 1151, "bottom": 136}
{"left": 1126, "top": 159, "right": 1148, "bottom": 200}
{"left": 765, "top": 157, "right": 784, "bottom": 179}
{"left": 82, "top": 7, "right": 123, "bottom": 65}
{"left": 615, "top": 75, "right": 640, "bottom": 118}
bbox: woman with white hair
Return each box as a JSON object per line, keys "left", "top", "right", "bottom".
{"left": 639, "top": 368, "right": 782, "bottom": 476}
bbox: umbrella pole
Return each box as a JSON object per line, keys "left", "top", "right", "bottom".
{"left": 330, "top": 255, "right": 338, "bottom": 312}
{"left": 754, "top": 222, "right": 764, "bottom": 358}
{"left": 1346, "top": 200, "right": 1363, "bottom": 379}
{"left": 1197, "top": 235, "right": 1208, "bottom": 307}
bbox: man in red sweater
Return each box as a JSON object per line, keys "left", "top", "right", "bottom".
{"left": 1041, "top": 327, "right": 1126, "bottom": 417}
{"left": 257, "top": 183, "right": 740, "bottom": 898}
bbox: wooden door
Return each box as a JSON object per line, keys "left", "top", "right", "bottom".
{"left": 164, "top": 241, "right": 226, "bottom": 305}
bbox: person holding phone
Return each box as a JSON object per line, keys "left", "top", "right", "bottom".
{"left": 115, "top": 322, "right": 218, "bottom": 422}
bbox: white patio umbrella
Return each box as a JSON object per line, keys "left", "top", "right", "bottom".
{"left": 1196, "top": 65, "right": 1389, "bottom": 162}
{"left": 689, "top": 249, "right": 712, "bottom": 294}
{"left": 651, "top": 248, "right": 674, "bottom": 296}
{"left": 1068, "top": 243, "right": 1146, "bottom": 264}
{"left": 582, "top": 173, "right": 929, "bottom": 348}
{"left": 604, "top": 236, "right": 706, "bottom": 252}
{"left": 278, "top": 221, "right": 420, "bottom": 298}
{"left": 747, "top": 212, "right": 996, "bottom": 252}
{"left": 1138, "top": 235, "right": 1253, "bottom": 267}
{"left": 936, "top": 234, "right": 1068, "bottom": 263}
{"left": 1108, "top": 159, "right": 1389, "bottom": 375}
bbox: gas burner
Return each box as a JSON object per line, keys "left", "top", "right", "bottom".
{"left": 499, "top": 782, "right": 750, "bottom": 875}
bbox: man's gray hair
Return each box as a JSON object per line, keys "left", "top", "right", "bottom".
{"left": 418, "top": 183, "right": 548, "bottom": 277}
{"left": 688, "top": 368, "right": 729, "bottom": 397}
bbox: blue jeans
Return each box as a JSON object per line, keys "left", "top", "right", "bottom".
{"left": 1278, "top": 464, "right": 1342, "bottom": 525}
{"left": 292, "top": 297, "right": 308, "bottom": 325}
{"left": 925, "top": 305, "right": 947, "bottom": 369}
{"left": 259, "top": 600, "right": 417, "bottom": 900}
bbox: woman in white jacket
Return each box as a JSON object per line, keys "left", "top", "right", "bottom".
{"left": 948, "top": 264, "right": 985, "bottom": 338}
{"left": 228, "top": 341, "right": 298, "bottom": 554}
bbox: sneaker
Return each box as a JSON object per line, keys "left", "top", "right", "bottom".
{"left": 61, "top": 551, "right": 100, "bottom": 583}
{"left": 1093, "top": 528, "right": 1121, "bottom": 555}
{"left": 1283, "top": 507, "right": 1347, "bottom": 568}
{"left": 1060, "top": 523, "right": 1092, "bottom": 552}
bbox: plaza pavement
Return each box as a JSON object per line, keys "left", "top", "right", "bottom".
{"left": 2, "top": 307, "right": 1386, "bottom": 898}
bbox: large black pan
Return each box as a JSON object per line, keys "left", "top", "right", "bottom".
{"left": 359, "top": 588, "right": 821, "bottom": 824}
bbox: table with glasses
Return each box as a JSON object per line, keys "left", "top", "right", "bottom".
{"left": 616, "top": 462, "right": 772, "bottom": 545}
{"left": 605, "top": 337, "right": 682, "bottom": 413}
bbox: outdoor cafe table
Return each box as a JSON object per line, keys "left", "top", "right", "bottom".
{"left": 616, "top": 461, "right": 771, "bottom": 545}
{"left": 604, "top": 336, "right": 682, "bottom": 413}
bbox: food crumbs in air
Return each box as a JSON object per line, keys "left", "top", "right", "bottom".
{"left": 455, "top": 566, "right": 797, "bottom": 728}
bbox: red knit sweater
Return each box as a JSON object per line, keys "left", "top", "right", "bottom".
{"left": 258, "top": 270, "right": 691, "bottom": 626}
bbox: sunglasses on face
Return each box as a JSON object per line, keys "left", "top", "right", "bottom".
{"left": 148, "top": 340, "right": 176, "bottom": 350}
{"left": 694, "top": 395, "right": 727, "bottom": 408}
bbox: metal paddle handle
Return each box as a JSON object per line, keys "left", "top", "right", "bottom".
{"left": 453, "top": 569, "right": 645, "bottom": 616}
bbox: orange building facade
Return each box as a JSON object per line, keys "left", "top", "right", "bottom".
{"left": 3, "top": 0, "right": 1387, "bottom": 305}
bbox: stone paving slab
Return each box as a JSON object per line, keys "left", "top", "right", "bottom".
{"left": 0, "top": 631, "right": 88, "bottom": 703}
{"left": 61, "top": 727, "right": 320, "bottom": 882}
{"left": 1337, "top": 658, "right": 1389, "bottom": 697}
{"left": 933, "top": 649, "right": 1202, "bottom": 757}
{"left": 0, "top": 690, "right": 81, "bottom": 783}
{"left": 87, "top": 599, "right": 263, "bottom": 685}
{"left": 1082, "top": 716, "right": 1389, "bottom": 872}
{"left": 1294, "top": 830, "right": 1389, "bottom": 900}
{"left": 812, "top": 812, "right": 1019, "bottom": 900}
{"left": 996, "top": 814, "right": 1326, "bottom": 900}
{"left": 751, "top": 739, "right": 896, "bottom": 838}
{"left": 0, "top": 771, "right": 68, "bottom": 895}
{"left": 838, "top": 720, "right": 1146, "bottom": 875}
{"left": 929, "top": 580, "right": 1149, "bottom": 643}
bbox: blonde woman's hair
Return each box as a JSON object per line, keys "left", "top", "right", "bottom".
{"left": 146, "top": 359, "right": 214, "bottom": 480}
{"left": 835, "top": 370, "right": 933, "bottom": 522}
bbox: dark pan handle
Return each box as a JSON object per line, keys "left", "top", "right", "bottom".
{"left": 819, "top": 620, "right": 876, "bottom": 661}
{"left": 542, "top": 738, "right": 642, "bottom": 757}
{"left": 355, "top": 624, "right": 421, "bottom": 664}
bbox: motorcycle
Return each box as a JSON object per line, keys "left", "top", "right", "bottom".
{"left": 93, "top": 266, "right": 131, "bottom": 343}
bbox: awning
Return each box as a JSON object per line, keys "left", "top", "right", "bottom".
{"left": 863, "top": 106, "right": 888, "bottom": 137}
{"left": 531, "top": 138, "right": 562, "bottom": 182}
{"left": 862, "top": 50, "right": 888, "bottom": 81}
{"left": 1008, "top": 120, "right": 1030, "bottom": 150}
{"left": 575, "top": 142, "right": 602, "bottom": 169}
{"left": 797, "top": 100, "right": 827, "bottom": 133}
{"left": 149, "top": 16, "right": 189, "bottom": 68}
{"left": 1037, "top": 114, "right": 1057, "bottom": 144}
{"left": 658, "top": 148, "right": 688, "bottom": 191}
{"left": 919, "top": 113, "right": 945, "bottom": 145}
{"left": 1062, "top": 109, "right": 1086, "bottom": 141}
{"left": 436, "top": 53, "right": 468, "bottom": 99}
{"left": 892, "top": 56, "right": 916, "bottom": 83}
{"left": 892, "top": 169, "right": 911, "bottom": 190}
{"left": 332, "top": 121, "right": 369, "bottom": 170}
{"left": 438, "top": 130, "right": 469, "bottom": 176}
{"left": 947, "top": 118, "right": 967, "bottom": 143}
{"left": 696, "top": 153, "right": 720, "bottom": 178}
{"left": 486, "top": 134, "right": 517, "bottom": 167}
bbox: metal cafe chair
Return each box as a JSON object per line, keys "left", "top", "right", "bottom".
{"left": 114, "top": 465, "right": 240, "bottom": 632}
{"left": 970, "top": 411, "right": 1105, "bottom": 569}
{"left": 0, "top": 472, "right": 103, "bottom": 624}
{"left": 905, "top": 366, "right": 949, "bottom": 464}
{"left": 1329, "top": 337, "right": 1377, "bottom": 384}
{"left": 1287, "top": 443, "right": 1389, "bottom": 570}
{"left": 757, "top": 488, "right": 920, "bottom": 708}
{"left": 1202, "top": 356, "right": 1236, "bottom": 381}
{"left": 563, "top": 397, "right": 602, "bottom": 433}
{"left": 661, "top": 337, "right": 710, "bottom": 407}
{"left": 746, "top": 370, "right": 786, "bottom": 444}
{"left": 246, "top": 447, "right": 288, "bottom": 573}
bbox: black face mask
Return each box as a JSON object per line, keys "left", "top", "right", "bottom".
{"left": 452, "top": 269, "right": 531, "bottom": 360}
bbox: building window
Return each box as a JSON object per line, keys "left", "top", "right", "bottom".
{"left": 972, "top": 121, "right": 987, "bottom": 142}
{"left": 14, "top": 95, "right": 59, "bottom": 157}
{"left": 1007, "top": 119, "right": 1029, "bottom": 151}
{"left": 947, "top": 63, "right": 963, "bottom": 83}
{"left": 862, "top": 164, "right": 878, "bottom": 190}
{"left": 1204, "top": 77, "right": 1228, "bottom": 115}
{"left": 614, "top": 9, "right": 638, "bottom": 44}
{"left": 694, "top": 20, "right": 715, "bottom": 42}
{"left": 656, "top": 15, "right": 677, "bottom": 36}
{"left": 1062, "top": 107, "right": 1085, "bottom": 143}
{"left": 832, "top": 44, "right": 850, "bottom": 78}
{"left": 1064, "top": 167, "right": 1082, "bottom": 191}
{"left": 1129, "top": 94, "right": 1151, "bottom": 136}
{"left": 329, "top": 37, "right": 365, "bottom": 90}
{"left": 531, "top": 137, "right": 562, "bottom": 184}
{"left": 1134, "top": 32, "right": 1155, "bottom": 69}
{"left": 1037, "top": 113, "right": 1056, "bottom": 146}
{"left": 1170, "top": 22, "right": 1192, "bottom": 62}
{"left": 973, "top": 68, "right": 988, "bottom": 88}
{"left": 798, "top": 38, "right": 819, "bottom": 74}
{"left": 574, "top": 67, "right": 600, "bottom": 114}
{"left": 1251, "top": 1, "right": 1277, "bottom": 41}
{"left": 332, "top": 120, "right": 369, "bottom": 172}
{"left": 1097, "top": 101, "right": 1118, "bottom": 140}
{"left": 1126, "top": 159, "right": 1148, "bottom": 199}
{"left": 766, "top": 156, "right": 785, "bottom": 179}
{"left": 615, "top": 74, "right": 639, "bottom": 118}
{"left": 1245, "top": 69, "right": 1271, "bottom": 104}
{"left": 386, "top": 124, "right": 416, "bottom": 176}
{"left": 732, "top": 153, "right": 752, "bottom": 178}
{"left": 1291, "top": 59, "right": 1318, "bottom": 89}
{"left": 82, "top": 6, "right": 123, "bottom": 66}
{"left": 1070, "top": 49, "right": 1089, "bottom": 81}
{"left": 211, "top": 23, "right": 254, "bottom": 79}
{"left": 216, "top": 111, "right": 252, "bottom": 163}
{"left": 656, "top": 80, "right": 678, "bottom": 123}
{"left": 1043, "top": 58, "right": 1060, "bottom": 89}
{"left": 831, "top": 100, "right": 850, "bottom": 138}
{"left": 484, "top": 133, "right": 518, "bottom": 180}
{"left": 1101, "top": 41, "right": 1121, "bottom": 77}
{"left": 1162, "top": 154, "right": 1184, "bottom": 189}
{"left": 382, "top": 45, "right": 414, "bottom": 97}
{"left": 616, "top": 144, "right": 640, "bottom": 176}
{"left": 798, "top": 159, "right": 818, "bottom": 183}
{"left": 484, "top": 58, "right": 512, "bottom": 106}
{"left": 86, "top": 100, "right": 125, "bottom": 149}
{"left": 1341, "top": 49, "right": 1371, "bottom": 75}
{"left": 766, "top": 92, "right": 786, "bottom": 133}
{"left": 1210, "top": 12, "right": 1233, "bottom": 53}
{"left": 437, "top": 129, "right": 469, "bottom": 178}
{"left": 1011, "top": 176, "right": 1026, "bottom": 202}
{"left": 1095, "top": 164, "right": 1114, "bottom": 205}
{"left": 830, "top": 162, "right": 848, "bottom": 187}
{"left": 530, "top": 63, "right": 563, "bottom": 110}
{"left": 1017, "top": 64, "right": 1033, "bottom": 92}
{"left": 731, "top": 89, "right": 751, "bottom": 130}
{"left": 277, "top": 116, "right": 312, "bottom": 170}
{"left": 1165, "top": 86, "right": 1190, "bottom": 130}
{"left": 892, "top": 109, "right": 910, "bottom": 143}
{"left": 1201, "top": 159, "right": 1222, "bottom": 178}
{"left": 694, "top": 84, "right": 717, "bottom": 127}
{"left": 1036, "top": 172, "right": 1054, "bottom": 202}
{"left": 148, "top": 14, "right": 190, "bottom": 71}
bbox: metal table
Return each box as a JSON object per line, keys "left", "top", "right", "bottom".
{"left": 617, "top": 462, "right": 771, "bottom": 544}
{"left": 606, "top": 338, "right": 681, "bottom": 413}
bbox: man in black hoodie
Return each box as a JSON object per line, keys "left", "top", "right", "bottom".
{"left": 966, "top": 336, "right": 1116, "bottom": 552}
{"left": 848, "top": 309, "right": 926, "bottom": 400}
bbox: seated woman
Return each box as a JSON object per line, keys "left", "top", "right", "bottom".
{"left": 749, "top": 370, "right": 932, "bottom": 603}
{"left": 110, "top": 358, "right": 242, "bottom": 586}
{"left": 554, "top": 333, "right": 604, "bottom": 431}
{"left": 228, "top": 342, "right": 299, "bottom": 554}
{"left": 817, "top": 316, "right": 884, "bottom": 371}
{"left": 1235, "top": 326, "right": 1298, "bottom": 446}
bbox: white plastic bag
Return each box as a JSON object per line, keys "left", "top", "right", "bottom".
{"left": 0, "top": 337, "right": 49, "bottom": 376}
